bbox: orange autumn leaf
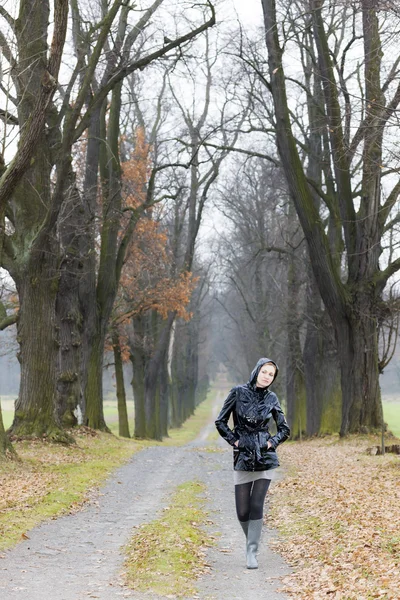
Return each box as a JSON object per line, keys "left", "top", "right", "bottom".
{"left": 122, "top": 127, "right": 151, "bottom": 209}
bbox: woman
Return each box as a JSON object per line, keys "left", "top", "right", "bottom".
{"left": 215, "top": 358, "right": 290, "bottom": 569}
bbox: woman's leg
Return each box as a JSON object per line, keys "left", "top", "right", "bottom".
{"left": 235, "top": 482, "right": 252, "bottom": 537}
{"left": 249, "top": 478, "right": 271, "bottom": 520}
{"left": 234, "top": 482, "right": 253, "bottom": 523}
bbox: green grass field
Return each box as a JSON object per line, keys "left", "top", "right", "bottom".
{"left": 383, "top": 400, "right": 400, "bottom": 438}
{"left": 2, "top": 394, "right": 400, "bottom": 438}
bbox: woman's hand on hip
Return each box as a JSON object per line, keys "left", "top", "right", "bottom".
{"left": 234, "top": 440, "right": 239, "bottom": 447}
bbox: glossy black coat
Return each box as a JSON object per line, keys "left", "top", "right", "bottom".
{"left": 215, "top": 358, "right": 290, "bottom": 472}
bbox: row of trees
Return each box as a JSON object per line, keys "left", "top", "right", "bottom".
{"left": 2, "top": 0, "right": 400, "bottom": 455}
{"left": 0, "top": 0, "right": 229, "bottom": 447}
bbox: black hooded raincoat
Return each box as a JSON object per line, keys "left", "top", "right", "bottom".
{"left": 215, "top": 358, "right": 290, "bottom": 472}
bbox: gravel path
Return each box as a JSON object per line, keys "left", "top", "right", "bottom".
{"left": 0, "top": 391, "right": 291, "bottom": 600}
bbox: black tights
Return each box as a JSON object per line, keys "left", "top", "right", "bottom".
{"left": 235, "top": 479, "right": 271, "bottom": 522}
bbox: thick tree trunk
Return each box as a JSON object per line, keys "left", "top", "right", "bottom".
{"left": 337, "top": 298, "right": 382, "bottom": 435}
{"left": 303, "top": 264, "right": 342, "bottom": 436}
{"left": 144, "top": 313, "right": 174, "bottom": 439}
{"left": 303, "top": 310, "right": 341, "bottom": 436}
{"left": 79, "top": 108, "right": 102, "bottom": 421}
{"left": 56, "top": 175, "right": 83, "bottom": 427}
{"left": 10, "top": 256, "right": 72, "bottom": 442}
{"left": 112, "top": 330, "right": 130, "bottom": 438}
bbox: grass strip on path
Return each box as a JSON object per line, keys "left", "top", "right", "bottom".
{"left": 123, "top": 480, "right": 212, "bottom": 598}
{"left": 268, "top": 436, "right": 400, "bottom": 600}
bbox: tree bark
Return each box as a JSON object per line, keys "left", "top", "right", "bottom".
{"left": 10, "top": 251, "right": 72, "bottom": 442}
{"left": 79, "top": 107, "right": 103, "bottom": 422}
{"left": 112, "top": 329, "right": 130, "bottom": 438}
{"left": 303, "top": 268, "right": 341, "bottom": 435}
{"left": 286, "top": 252, "right": 306, "bottom": 438}
{"left": 144, "top": 312, "right": 174, "bottom": 439}
{"left": 129, "top": 315, "right": 147, "bottom": 438}
{"left": 56, "top": 173, "right": 83, "bottom": 427}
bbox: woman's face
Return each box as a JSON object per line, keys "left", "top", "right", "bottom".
{"left": 256, "top": 363, "right": 276, "bottom": 388}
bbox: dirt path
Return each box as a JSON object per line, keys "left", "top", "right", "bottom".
{"left": 0, "top": 391, "right": 290, "bottom": 600}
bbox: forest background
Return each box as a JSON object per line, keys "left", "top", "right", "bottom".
{"left": 1, "top": 0, "right": 400, "bottom": 448}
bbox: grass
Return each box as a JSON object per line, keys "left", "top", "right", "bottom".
{"left": 105, "top": 388, "right": 217, "bottom": 443}
{"left": 0, "top": 396, "right": 16, "bottom": 430}
{"left": 162, "top": 391, "right": 216, "bottom": 446}
{"left": 383, "top": 400, "right": 400, "bottom": 438}
{"left": 123, "top": 480, "right": 212, "bottom": 597}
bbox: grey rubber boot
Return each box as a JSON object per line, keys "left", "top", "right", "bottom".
{"left": 246, "top": 518, "right": 263, "bottom": 569}
{"left": 239, "top": 519, "right": 249, "bottom": 538}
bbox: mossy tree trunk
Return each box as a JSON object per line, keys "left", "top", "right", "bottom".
{"left": 79, "top": 108, "right": 102, "bottom": 424}
{"left": 10, "top": 250, "right": 71, "bottom": 441}
{"left": 56, "top": 172, "right": 84, "bottom": 427}
{"left": 286, "top": 237, "right": 306, "bottom": 439}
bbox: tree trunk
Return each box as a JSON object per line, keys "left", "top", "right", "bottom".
{"left": 112, "top": 329, "right": 130, "bottom": 438}
{"left": 303, "top": 285, "right": 341, "bottom": 436}
{"left": 286, "top": 249, "right": 306, "bottom": 438}
{"left": 56, "top": 174, "right": 83, "bottom": 427}
{"left": 85, "top": 330, "right": 109, "bottom": 430}
{"left": 10, "top": 255, "right": 72, "bottom": 442}
{"left": 170, "top": 319, "right": 187, "bottom": 428}
{"left": 144, "top": 312, "right": 174, "bottom": 439}
{"left": 159, "top": 355, "right": 170, "bottom": 437}
{"left": 79, "top": 108, "right": 102, "bottom": 422}
{"left": 130, "top": 316, "right": 147, "bottom": 438}
{"left": 337, "top": 296, "right": 382, "bottom": 436}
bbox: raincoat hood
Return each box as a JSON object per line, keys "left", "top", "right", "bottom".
{"left": 248, "top": 357, "right": 279, "bottom": 389}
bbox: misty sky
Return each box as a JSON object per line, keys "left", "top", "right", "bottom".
{"left": 231, "top": 0, "right": 263, "bottom": 25}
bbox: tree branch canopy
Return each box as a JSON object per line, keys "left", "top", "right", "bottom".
{"left": 73, "top": 1, "right": 216, "bottom": 141}
{"left": 0, "top": 0, "right": 69, "bottom": 213}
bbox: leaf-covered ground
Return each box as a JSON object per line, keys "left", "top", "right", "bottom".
{"left": 268, "top": 437, "right": 400, "bottom": 600}
{"left": 0, "top": 429, "right": 141, "bottom": 550}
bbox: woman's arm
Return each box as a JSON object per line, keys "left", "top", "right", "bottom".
{"left": 269, "top": 397, "right": 290, "bottom": 449}
{"left": 215, "top": 387, "right": 238, "bottom": 447}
